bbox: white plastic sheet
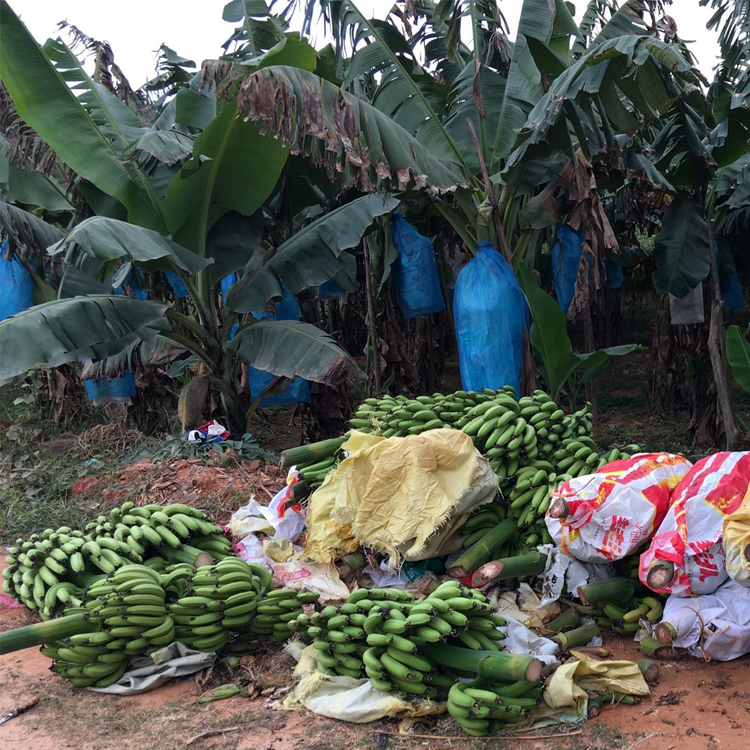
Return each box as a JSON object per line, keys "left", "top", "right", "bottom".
{"left": 664, "top": 578, "right": 750, "bottom": 660}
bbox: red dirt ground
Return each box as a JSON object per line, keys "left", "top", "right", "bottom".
{"left": 2, "top": 589, "right": 749, "bottom": 750}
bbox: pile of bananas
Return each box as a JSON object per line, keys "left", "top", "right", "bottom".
{"left": 24, "top": 559, "right": 320, "bottom": 689}
{"left": 294, "top": 581, "right": 506, "bottom": 701}
{"left": 595, "top": 596, "right": 664, "bottom": 635}
{"left": 457, "top": 504, "right": 510, "bottom": 548}
{"left": 229, "top": 586, "right": 319, "bottom": 650}
{"left": 349, "top": 388, "right": 634, "bottom": 556}
{"left": 3, "top": 501, "right": 230, "bottom": 617}
{"left": 44, "top": 564, "right": 177, "bottom": 688}
{"left": 447, "top": 680, "right": 541, "bottom": 736}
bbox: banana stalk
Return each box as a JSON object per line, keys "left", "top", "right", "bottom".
{"left": 448, "top": 520, "right": 518, "bottom": 578}
{"left": 639, "top": 635, "right": 685, "bottom": 660}
{"left": 545, "top": 607, "right": 581, "bottom": 634}
{"left": 654, "top": 621, "right": 678, "bottom": 645}
{"left": 414, "top": 639, "right": 542, "bottom": 683}
{"left": 576, "top": 578, "right": 634, "bottom": 607}
{"left": 636, "top": 659, "right": 659, "bottom": 685}
{"left": 281, "top": 438, "right": 347, "bottom": 470}
{"left": 470, "top": 552, "right": 548, "bottom": 588}
{"left": 0, "top": 613, "right": 96, "bottom": 654}
{"left": 645, "top": 561, "right": 675, "bottom": 590}
{"left": 552, "top": 623, "right": 600, "bottom": 651}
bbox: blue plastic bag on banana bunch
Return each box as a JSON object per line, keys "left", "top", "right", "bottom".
{"left": 390, "top": 212, "right": 445, "bottom": 318}
{"left": 551, "top": 225, "right": 583, "bottom": 314}
{"left": 221, "top": 275, "right": 311, "bottom": 408}
{"left": 0, "top": 241, "right": 35, "bottom": 321}
{"left": 453, "top": 241, "right": 528, "bottom": 395}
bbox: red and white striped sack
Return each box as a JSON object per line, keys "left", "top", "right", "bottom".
{"left": 639, "top": 452, "right": 750, "bottom": 596}
{"left": 545, "top": 453, "right": 692, "bottom": 563}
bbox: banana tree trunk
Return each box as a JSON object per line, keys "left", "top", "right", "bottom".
{"left": 707, "top": 223, "right": 738, "bottom": 450}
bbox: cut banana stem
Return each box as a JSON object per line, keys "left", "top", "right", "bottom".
{"left": 552, "top": 623, "right": 600, "bottom": 651}
{"left": 470, "top": 552, "right": 548, "bottom": 588}
{"left": 545, "top": 607, "right": 581, "bottom": 634}
{"left": 577, "top": 578, "right": 634, "bottom": 607}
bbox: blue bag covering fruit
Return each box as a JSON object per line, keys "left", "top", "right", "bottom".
{"left": 453, "top": 241, "right": 527, "bottom": 396}
{"left": 390, "top": 213, "right": 445, "bottom": 319}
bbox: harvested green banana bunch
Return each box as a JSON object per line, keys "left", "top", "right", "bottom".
{"left": 294, "top": 587, "right": 415, "bottom": 679}
{"left": 595, "top": 595, "right": 664, "bottom": 635}
{"left": 3, "top": 500, "right": 233, "bottom": 617}
{"left": 43, "top": 563, "right": 173, "bottom": 688}
{"left": 232, "top": 583, "right": 319, "bottom": 649}
{"left": 447, "top": 680, "right": 540, "bottom": 736}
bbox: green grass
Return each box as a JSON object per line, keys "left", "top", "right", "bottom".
{"left": 0, "top": 441, "right": 116, "bottom": 542}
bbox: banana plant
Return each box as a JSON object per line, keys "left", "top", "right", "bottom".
{"left": 247, "top": 0, "right": 700, "bottom": 390}
{"left": 0, "top": 2, "right": 403, "bottom": 430}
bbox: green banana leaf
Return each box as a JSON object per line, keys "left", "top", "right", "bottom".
{"left": 652, "top": 196, "right": 711, "bottom": 298}
{"left": 0, "top": 1, "right": 166, "bottom": 232}
{"left": 517, "top": 262, "right": 640, "bottom": 399}
{"left": 0, "top": 296, "right": 169, "bottom": 381}
{"left": 227, "top": 193, "right": 399, "bottom": 312}
{"left": 48, "top": 217, "right": 211, "bottom": 276}
{"left": 727, "top": 325, "right": 750, "bottom": 395}
{"left": 226, "top": 319, "right": 365, "bottom": 386}
{"left": 164, "top": 99, "right": 289, "bottom": 254}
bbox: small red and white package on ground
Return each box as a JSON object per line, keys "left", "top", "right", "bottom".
{"left": 639, "top": 452, "right": 750, "bottom": 596}
{"left": 545, "top": 453, "right": 692, "bottom": 564}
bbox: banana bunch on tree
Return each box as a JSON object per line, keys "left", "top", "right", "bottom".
{"left": 3, "top": 501, "right": 231, "bottom": 617}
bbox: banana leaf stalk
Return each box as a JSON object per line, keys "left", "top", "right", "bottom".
{"left": 448, "top": 519, "right": 518, "bottom": 578}
{"left": 0, "top": 613, "right": 96, "bottom": 654}
{"left": 552, "top": 623, "right": 600, "bottom": 651}
{"left": 281, "top": 438, "right": 347, "bottom": 470}
{"left": 546, "top": 607, "right": 581, "bottom": 633}
{"left": 470, "top": 552, "right": 548, "bottom": 588}
{"left": 577, "top": 578, "right": 634, "bottom": 606}
{"left": 413, "top": 639, "right": 542, "bottom": 682}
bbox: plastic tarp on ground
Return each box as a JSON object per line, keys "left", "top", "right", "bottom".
{"left": 453, "top": 241, "right": 528, "bottom": 396}
{"left": 303, "top": 429, "right": 498, "bottom": 568}
{"left": 545, "top": 453, "right": 692, "bottom": 563}
{"left": 538, "top": 655, "right": 649, "bottom": 721}
{"left": 639, "top": 452, "right": 750, "bottom": 596}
